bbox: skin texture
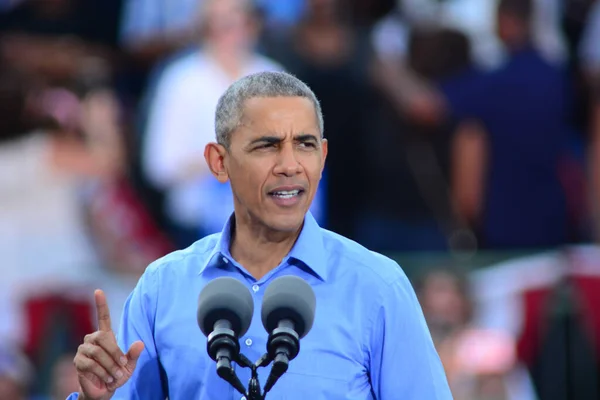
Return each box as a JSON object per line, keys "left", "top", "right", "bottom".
{"left": 204, "top": 96, "right": 328, "bottom": 279}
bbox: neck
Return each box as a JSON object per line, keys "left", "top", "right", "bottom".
{"left": 229, "top": 214, "right": 303, "bottom": 280}
{"left": 206, "top": 46, "right": 250, "bottom": 80}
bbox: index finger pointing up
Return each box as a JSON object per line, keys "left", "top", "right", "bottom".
{"left": 94, "top": 289, "right": 112, "bottom": 332}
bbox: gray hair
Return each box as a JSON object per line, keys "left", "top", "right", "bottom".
{"left": 215, "top": 71, "right": 324, "bottom": 148}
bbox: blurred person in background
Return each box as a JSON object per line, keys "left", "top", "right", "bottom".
{"left": 0, "top": 346, "right": 33, "bottom": 400}
{"left": 141, "top": 0, "right": 285, "bottom": 249}
{"left": 579, "top": 1, "right": 600, "bottom": 242}
{"left": 357, "top": 26, "right": 478, "bottom": 253}
{"left": 0, "top": 62, "right": 125, "bottom": 395}
{"left": 416, "top": 268, "right": 537, "bottom": 400}
{"left": 370, "top": 0, "right": 568, "bottom": 137}
{"left": 263, "top": 0, "right": 378, "bottom": 240}
{"left": 118, "top": 0, "right": 307, "bottom": 99}
{"left": 0, "top": 0, "right": 121, "bottom": 86}
{"left": 445, "top": 0, "right": 577, "bottom": 249}
{"left": 374, "top": 0, "right": 566, "bottom": 71}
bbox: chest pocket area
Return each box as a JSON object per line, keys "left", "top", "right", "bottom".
{"left": 266, "top": 349, "right": 366, "bottom": 400}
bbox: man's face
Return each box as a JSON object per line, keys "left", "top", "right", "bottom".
{"left": 220, "top": 96, "right": 327, "bottom": 232}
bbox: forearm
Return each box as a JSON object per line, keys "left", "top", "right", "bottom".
{"left": 371, "top": 56, "right": 446, "bottom": 125}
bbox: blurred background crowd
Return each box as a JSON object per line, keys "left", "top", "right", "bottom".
{"left": 1, "top": 0, "right": 600, "bottom": 398}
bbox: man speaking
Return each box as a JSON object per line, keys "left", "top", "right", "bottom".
{"left": 67, "top": 72, "right": 452, "bottom": 399}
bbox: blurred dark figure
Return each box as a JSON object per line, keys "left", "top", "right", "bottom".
{"left": 356, "top": 27, "right": 477, "bottom": 253}
{"left": 0, "top": 0, "right": 122, "bottom": 86}
{"left": 579, "top": 1, "right": 600, "bottom": 242}
{"left": 263, "top": 0, "right": 377, "bottom": 239}
{"left": 561, "top": 0, "right": 597, "bottom": 140}
{"left": 591, "top": 79, "right": 600, "bottom": 241}
{"left": 446, "top": 0, "right": 577, "bottom": 250}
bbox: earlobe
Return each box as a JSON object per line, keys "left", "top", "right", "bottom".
{"left": 204, "top": 142, "right": 229, "bottom": 183}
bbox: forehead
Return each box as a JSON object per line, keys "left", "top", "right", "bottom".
{"left": 238, "top": 96, "right": 319, "bottom": 135}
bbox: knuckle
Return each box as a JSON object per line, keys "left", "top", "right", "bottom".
{"left": 74, "top": 356, "right": 89, "bottom": 371}
{"left": 93, "top": 364, "right": 109, "bottom": 378}
{"left": 98, "top": 313, "right": 110, "bottom": 322}
{"left": 89, "top": 345, "right": 101, "bottom": 358}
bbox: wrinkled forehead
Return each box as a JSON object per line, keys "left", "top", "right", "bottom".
{"left": 237, "top": 96, "right": 320, "bottom": 137}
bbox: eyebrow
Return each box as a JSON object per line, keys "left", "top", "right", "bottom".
{"left": 248, "top": 133, "right": 319, "bottom": 146}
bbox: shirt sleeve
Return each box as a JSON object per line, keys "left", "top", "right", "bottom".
{"left": 112, "top": 265, "right": 166, "bottom": 399}
{"left": 368, "top": 272, "right": 453, "bottom": 399}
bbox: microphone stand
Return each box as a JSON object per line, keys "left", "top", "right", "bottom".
{"left": 210, "top": 325, "right": 299, "bottom": 399}
{"left": 218, "top": 348, "right": 293, "bottom": 400}
{"left": 236, "top": 353, "right": 270, "bottom": 400}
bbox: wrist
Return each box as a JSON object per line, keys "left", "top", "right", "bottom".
{"left": 77, "top": 392, "right": 113, "bottom": 400}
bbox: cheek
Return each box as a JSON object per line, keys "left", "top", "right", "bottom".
{"left": 230, "top": 161, "right": 268, "bottom": 196}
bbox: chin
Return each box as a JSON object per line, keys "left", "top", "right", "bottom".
{"left": 265, "top": 211, "right": 306, "bottom": 233}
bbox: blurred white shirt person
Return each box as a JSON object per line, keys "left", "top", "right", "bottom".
{"left": 142, "top": 0, "right": 284, "bottom": 246}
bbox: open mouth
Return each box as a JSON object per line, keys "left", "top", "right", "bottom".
{"left": 269, "top": 189, "right": 304, "bottom": 199}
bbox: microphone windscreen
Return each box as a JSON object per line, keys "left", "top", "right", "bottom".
{"left": 261, "top": 276, "right": 316, "bottom": 338}
{"left": 197, "top": 277, "right": 254, "bottom": 337}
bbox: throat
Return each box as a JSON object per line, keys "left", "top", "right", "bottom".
{"left": 229, "top": 220, "right": 302, "bottom": 280}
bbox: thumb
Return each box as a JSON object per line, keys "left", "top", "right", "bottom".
{"left": 126, "top": 341, "right": 145, "bottom": 370}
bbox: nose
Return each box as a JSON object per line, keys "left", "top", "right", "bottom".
{"left": 274, "top": 143, "right": 302, "bottom": 177}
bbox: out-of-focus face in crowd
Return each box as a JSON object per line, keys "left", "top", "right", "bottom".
{"left": 0, "top": 377, "right": 26, "bottom": 400}
{"left": 419, "top": 270, "right": 471, "bottom": 337}
{"left": 199, "top": 0, "right": 259, "bottom": 53}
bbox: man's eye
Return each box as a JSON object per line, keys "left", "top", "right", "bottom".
{"left": 299, "top": 142, "right": 316, "bottom": 148}
{"left": 256, "top": 143, "right": 275, "bottom": 149}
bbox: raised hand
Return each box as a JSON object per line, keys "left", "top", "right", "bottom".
{"left": 73, "top": 290, "right": 145, "bottom": 400}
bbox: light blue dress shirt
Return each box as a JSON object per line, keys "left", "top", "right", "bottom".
{"left": 67, "top": 212, "right": 452, "bottom": 399}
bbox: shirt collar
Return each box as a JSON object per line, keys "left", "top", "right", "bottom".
{"left": 199, "top": 212, "right": 328, "bottom": 282}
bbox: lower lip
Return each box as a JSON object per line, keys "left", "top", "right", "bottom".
{"left": 269, "top": 191, "right": 304, "bottom": 207}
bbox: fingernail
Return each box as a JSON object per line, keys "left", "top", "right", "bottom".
{"left": 115, "top": 370, "right": 124, "bottom": 379}
{"left": 120, "top": 356, "right": 127, "bottom": 366}
{"left": 106, "top": 376, "right": 114, "bottom": 384}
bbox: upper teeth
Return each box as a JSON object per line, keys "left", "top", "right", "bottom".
{"left": 273, "top": 190, "right": 300, "bottom": 196}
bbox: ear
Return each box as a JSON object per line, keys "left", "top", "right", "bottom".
{"left": 204, "top": 142, "right": 229, "bottom": 183}
{"left": 320, "top": 138, "right": 328, "bottom": 177}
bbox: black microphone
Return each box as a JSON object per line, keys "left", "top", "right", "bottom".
{"left": 197, "top": 277, "right": 254, "bottom": 395}
{"left": 260, "top": 276, "right": 316, "bottom": 394}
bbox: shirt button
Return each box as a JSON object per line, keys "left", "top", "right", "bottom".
{"left": 252, "top": 284, "right": 259, "bottom": 293}
{"left": 222, "top": 257, "right": 228, "bottom": 264}
{"left": 245, "top": 338, "right": 253, "bottom": 346}
{"left": 241, "top": 397, "right": 246, "bottom": 400}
